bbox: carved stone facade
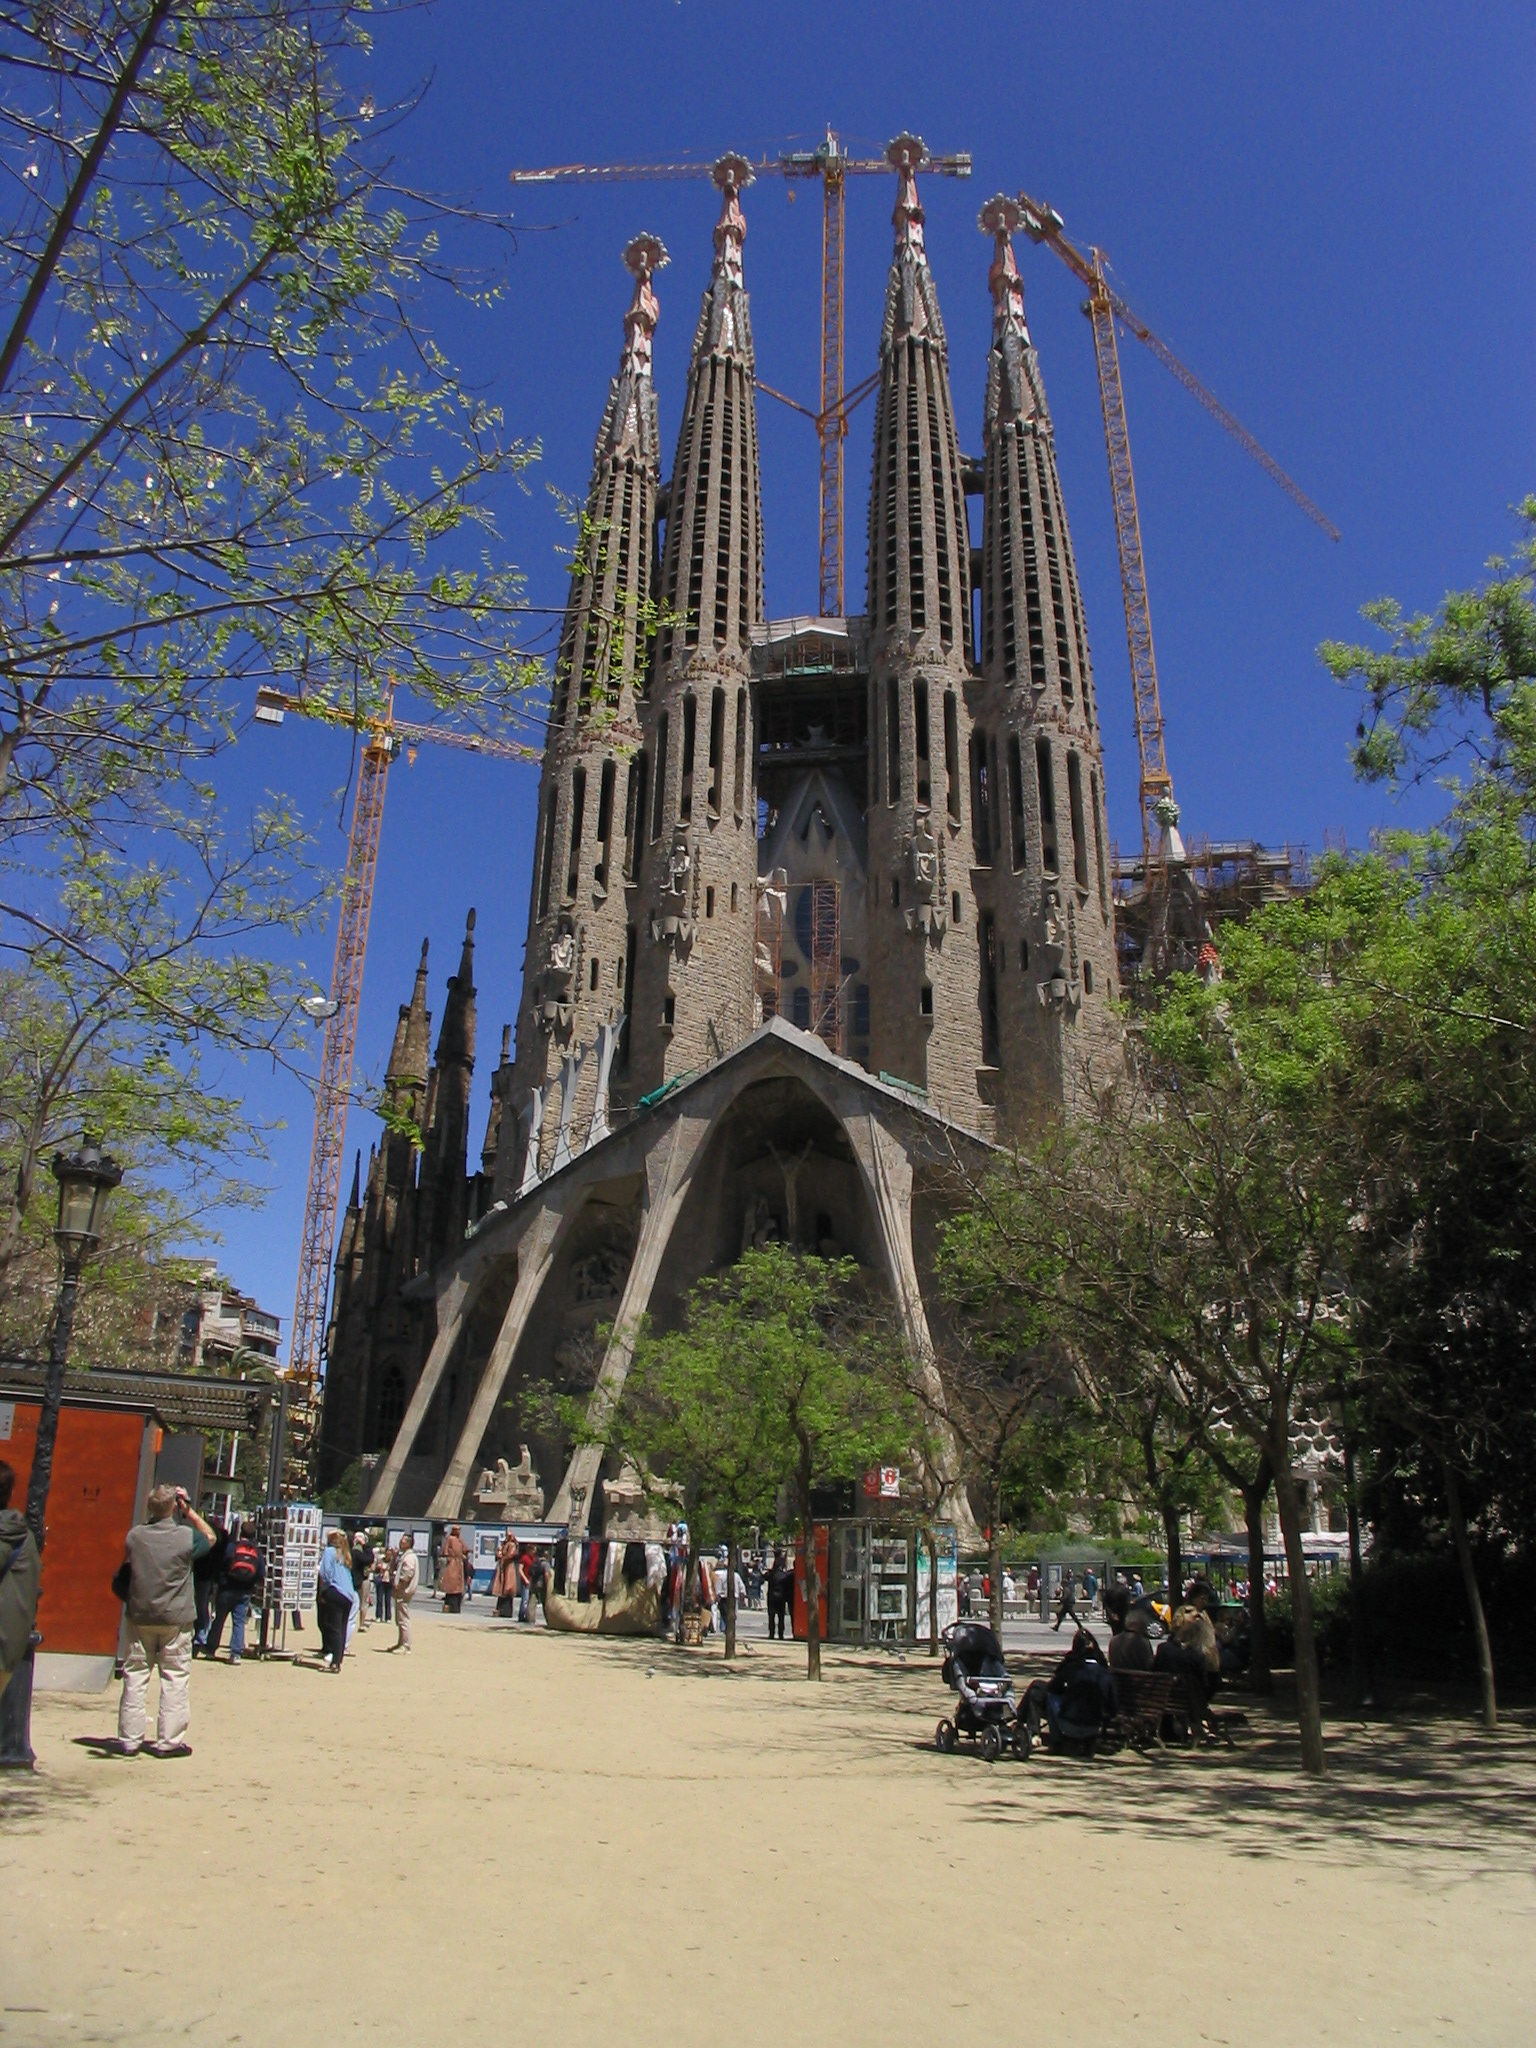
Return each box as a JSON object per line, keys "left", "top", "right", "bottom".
{"left": 319, "top": 145, "right": 1124, "bottom": 1508}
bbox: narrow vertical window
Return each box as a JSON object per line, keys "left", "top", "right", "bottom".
{"left": 680, "top": 692, "right": 697, "bottom": 821}
{"left": 886, "top": 677, "right": 901, "bottom": 805}
{"left": 1067, "top": 751, "right": 1089, "bottom": 889}
{"left": 707, "top": 687, "right": 724, "bottom": 816}
{"left": 1036, "top": 738, "right": 1058, "bottom": 873}
{"left": 979, "top": 911, "right": 1000, "bottom": 1066}
{"left": 565, "top": 767, "right": 587, "bottom": 899}
{"left": 1008, "top": 734, "right": 1026, "bottom": 873}
{"left": 944, "top": 690, "right": 961, "bottom": 823}
{"left": 627, "top": 753, "right": 648, "bottom": 874}
{"left": 1091, "top": 769, "right": 1109, "bottom": 918}
{"left": 651, "top": 714, "right": 668, "bottom": 841}
{"left": 536, "top": 796, "right": 556, "bottom": 919}
{"left": 733, "top": 688, "right": 747, "bottom": 818}
{"left": 970, "top": 732, "right": 991, "bottom": 866}
{"left": 620, "top": 927, "right": 637, "bottom": 1065}
{"left": 914, "top": 678, "right": 931, "bottom": 810}
{"left": 595, "top": 760, "right": 615, "bottom": 891}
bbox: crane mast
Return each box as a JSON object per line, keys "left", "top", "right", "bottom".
{"left": 254, "top": 686, "right": 539, "bottom": 1488}
{"left": 1017, "top": 189, "right": 1337, "bottom": 969}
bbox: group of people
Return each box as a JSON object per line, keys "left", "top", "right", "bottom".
{"left": 1018, "top": 1575, "right": 1239, "bottom": 1751}
{"left": 316, "top": 1527, "right": 420, "bottom": 1668}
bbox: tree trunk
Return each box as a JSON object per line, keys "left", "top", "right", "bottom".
{"left": 1242, "top": 1468, "right": 1273, "bottom": 1696}
{"left": 1160, "top": 1497, "right": 1184, "bottom": 1617}
{"left": 797, "top": 1442, "right": 821, "bottom": 1682}
{"left": 1272, "top": 1461, "right": 1327, "bottom": 1775}
{"left": 1341, "top": 1428, "right": 1372, "bottom": 1708}
{"left": 1442, "top": 1460, "right": 1496, "bottom": 1731}
{"left": 988, "top": 1521, "right": 1004, "bottom": 1638}
{"left": 724, "top": 1533, "right": 739, "bottom": 1661}
{"left": 926, "top": 1527, "right": 940, "bottom": 1656}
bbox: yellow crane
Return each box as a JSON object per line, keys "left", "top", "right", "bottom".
{"left": 1016, "top": 191, "right": 1338, "bottom": 961}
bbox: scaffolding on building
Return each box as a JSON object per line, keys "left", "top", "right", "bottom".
{"left": 809, "top": 879, "right": 841, "bottom": 1054}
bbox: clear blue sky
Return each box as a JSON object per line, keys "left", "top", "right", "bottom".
{"left": 206, "top": 0, "right": 1535, "bottom": 1339}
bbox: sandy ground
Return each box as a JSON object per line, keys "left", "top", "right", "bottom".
{"left": 4, "top": 1609, "right": 1535, "bottom": 2047}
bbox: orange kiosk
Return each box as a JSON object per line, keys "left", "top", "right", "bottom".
{"left": 0, "top": 1385, "right": 159, "bottom": 1690}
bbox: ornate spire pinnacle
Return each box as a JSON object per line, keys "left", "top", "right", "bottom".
{"left": 711, "top": 153, "right": 752, "bottom": 291}
{"left": 619, "top": 233, "right": 666, "bottom": 385}
{"left": 882, "top": 134, "right": 944, "bottom": 345}
{"left": 888, "top": 133, "right": 928, "bottom": 263}
{"left": 457, "top": 906, "right": 476, "bottom": 983}
{"left": 980, "top": 195, "right": 1030, "bottom": 346}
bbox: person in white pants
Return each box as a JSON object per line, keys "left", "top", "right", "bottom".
{"left": 116, "top": 1484, "right": 214, "bottom": 1756}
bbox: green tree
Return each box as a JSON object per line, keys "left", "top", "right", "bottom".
{"left": 957, "top": 998, "right": 1355, "bottom": 1774}
{"left": 0, "top": 2, "right": 549, "bottom": 1298}
{"left": 582, "top": 1248, "right": 912, "bottom": 1680}
{"left": 1312, "top": 498, "right": 1536, "bottom": 1727}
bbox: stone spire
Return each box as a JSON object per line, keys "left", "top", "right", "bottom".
{"left": 624, "top": 154, "right": 763, "bottom": 1098}
{"left": 434, "top": 908, "right": 477, "bottom": 1074}
{"left": 861, "top": 137, "right": 985, "bottom": 1126}
{"left": 655, "top": 154, "right": 763, "bottom": 668}
{"left": 510, "top": 242, "right": 672, "bottom": 1174}
{"left": 973, "top": 196, "right": 1120, "bottom": 1119}
{"left": 976, "top": 193, "right": 1094, "bottom": 714}
{"left": 866, "top": 134, "right": 970, "bottom": 661}
{"left": 385, "top": 939, "right": 431, "bottom": 1093}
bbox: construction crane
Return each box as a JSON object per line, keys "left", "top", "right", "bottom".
{"left": 1015, "top": 190, "right": 1338, "bottom": 965}
{"left": 511, "top": 132, "right": 972, "bottom": 617}
{"left": 252, "top": 684, "right": 541, "bottom": 1482}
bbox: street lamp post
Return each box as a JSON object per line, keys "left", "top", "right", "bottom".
{"left": 0, "top": 1137, "right": 122, "bottom": 1769}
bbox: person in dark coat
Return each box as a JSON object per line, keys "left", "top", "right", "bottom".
{"left": 766, "top": 1548, "right": 794, "bottom": 1641}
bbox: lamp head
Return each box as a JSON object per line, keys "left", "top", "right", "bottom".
{"left": 52, "top": 1134, "right": 123, "bottom": 1259}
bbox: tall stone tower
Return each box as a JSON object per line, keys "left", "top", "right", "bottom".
{"left": 973, "top": 196, "right": 1119, "bottom": 1117}
{"left": 863, "top": 136, "right": 990, "bottom": 1132}
{"left": 626, "top": 155, "right": 763, "bottom": 1096}
{"left": 414, "top": 908, "right": 477, "bottom": 1268}
{"left": 509, "top": 234, "right": 668, "bottom": 1181}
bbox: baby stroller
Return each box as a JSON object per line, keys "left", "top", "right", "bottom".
{"left": 935, "top": 1620, "right": 1018, "bottom": 1762}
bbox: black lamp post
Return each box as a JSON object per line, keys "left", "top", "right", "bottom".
{"left": 0, "top": 1137, "right": 121, "bottom": 1769}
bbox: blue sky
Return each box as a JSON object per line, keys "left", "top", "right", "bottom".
{"left": 209, "top": 1, "right": 1535, "bottom": 1337}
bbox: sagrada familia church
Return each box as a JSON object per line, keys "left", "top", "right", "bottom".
{"left": 321, "top": 140, "right": 1122, "bottom": 1524}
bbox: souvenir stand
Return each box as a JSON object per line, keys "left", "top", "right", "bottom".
{"left": 255, "top": 1500, "right": 322, "bottom": 1655}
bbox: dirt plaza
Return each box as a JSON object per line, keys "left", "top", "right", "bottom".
{"left": 4, "top": 1614, "right": 1535, "bottom": 2047}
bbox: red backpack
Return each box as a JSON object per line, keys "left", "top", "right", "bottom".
{"left": 224, "top": 1534, "right": 260, "bottom": 1590}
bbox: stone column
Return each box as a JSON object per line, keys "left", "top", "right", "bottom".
{"left": 548, "top": 1110, "right": 712, "bottom": 1529}
{"left": 844, "top": 1107, "right": 973, "bottom": 1536}
{"left": 364, "top": 1259, "right": 485, "bottom": 1515}
{"left": 426, "top": 1197, "right": 575, "bottom": 1519}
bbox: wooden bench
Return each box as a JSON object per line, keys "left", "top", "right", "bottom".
{"left": 1105, "top": 1668, "right": 1181, "bottom": 1749}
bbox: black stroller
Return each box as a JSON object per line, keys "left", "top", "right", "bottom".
{"left": 934, "top": 1620, "right": 1019, "bottom": 1762}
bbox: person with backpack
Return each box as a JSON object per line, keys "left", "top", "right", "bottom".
{"left": 203, "top": 1517, "right": 260, "bottom": 1664}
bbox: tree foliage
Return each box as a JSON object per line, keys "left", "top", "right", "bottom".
{"left": 0, "top": 2, "right": 547, "bottom": 1294}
